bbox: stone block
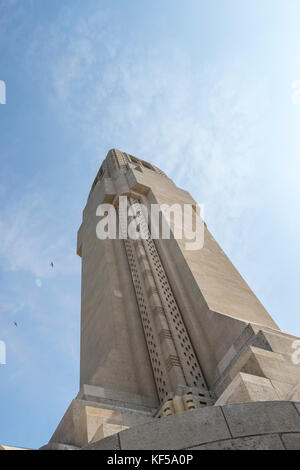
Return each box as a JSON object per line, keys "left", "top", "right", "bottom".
{"left": 73, "top": 406, "right": 124, "bottom": 447}
{"left": 81, "top": 433, "right": 120, "bottom": 450}
{"left": 191, "top": 434, "right": 284, "bottom": 450}
{"left": 216, "top": 372, "right": 280, "bottom": 405}
{"left": 119, "top": 406, "right": 230, "bottom": 450}
{"left": 223, "top": 401, "right": 300, "bottom": 438}
{"left": 39, "top": 442, "right": 79, "bottom": 451}
{"left": 91, "top": 423, "right": 128, "bottom": 443}
{"left": 293, "top": 402, "right": 300, "bottom": 416}
{"left": 281, "top": 433, "right": 300, "bottom": 450}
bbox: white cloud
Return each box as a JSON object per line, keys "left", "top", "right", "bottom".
{"left": 0, "top": 184, "right": 79, "bottom": 278}
{"left": 29, "top": 9, "right": 268, "bottom": 256}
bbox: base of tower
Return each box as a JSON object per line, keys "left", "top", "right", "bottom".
{"left": 78, "top": 400, "right": 300, "bottom": 450}
{"left": 39, "top": 400, "right": 300, "bottom": 450}
{"left": 41, "top": 384, "right": 157, "bottom": 449}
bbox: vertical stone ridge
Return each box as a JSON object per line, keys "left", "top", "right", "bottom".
{"left": 119, "top": 195, "right": 209, "bottom": 402}
{"left": 134, "top": 199, "right": 208, "bottom": 391}
{"left": 118, "top": 200, "right": 171, "bottom": 402}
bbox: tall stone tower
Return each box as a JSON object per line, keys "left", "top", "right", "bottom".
{"left": 43, "top": 149, "right": 300, "bottom": 450}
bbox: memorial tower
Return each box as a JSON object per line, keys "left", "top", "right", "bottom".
{"left": 42, "top": 149, "right": 300, "bottom": 450}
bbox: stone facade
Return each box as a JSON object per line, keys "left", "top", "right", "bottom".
{"left": 39, "top": 149, "right": 300, "bottom": 450}
{"left": 82, "top": 401, "right": 300, "bottom": 450}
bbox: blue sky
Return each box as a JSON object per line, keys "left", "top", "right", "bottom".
{"left": 0, "top": 0, "right": 300, "bottom": 449}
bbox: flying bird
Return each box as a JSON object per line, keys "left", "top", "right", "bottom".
{"left": 13, "top": 321, "right": 18, "bottom": 327}
{"left": 50, "top": 262, "right": 54, "bottom": 268}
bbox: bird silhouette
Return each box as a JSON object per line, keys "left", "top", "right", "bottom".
{"left": 13, "top": 321, "right": 18, "bottom": 327}
{"left": 50, "top": 262, "right": 54, "bottom": 268}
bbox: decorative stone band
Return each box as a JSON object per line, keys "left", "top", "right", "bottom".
{"left": 160, "top": 393, "right": 197, "bottom": 417}
{"left": 131, "top": 198, "right": 208, "bottom": 391}
{"left": 165, "top": 355, "right": 181, "bottom": 371}
{"left": 118, "top": 195, "right": 209, "bottom": 404}
{"left": 118, "top": 201, "right": 172, "bottom": 402}
{"left": 159, "top": 329, "right": 173, "bottom": 342}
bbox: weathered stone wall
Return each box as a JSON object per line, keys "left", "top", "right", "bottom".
{"left": 82, "top": 401, "right": 300, "bottom": 450}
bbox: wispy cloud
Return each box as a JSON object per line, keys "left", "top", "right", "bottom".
{"left": 27, "top": 8, "right": 269, "bottom": 254}
{"left": 0, "top": 183, "right": 79, "bottom": 278}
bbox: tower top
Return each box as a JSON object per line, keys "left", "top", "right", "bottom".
{"left": 88, "top": 148, "right": 168, "bottom": 199}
